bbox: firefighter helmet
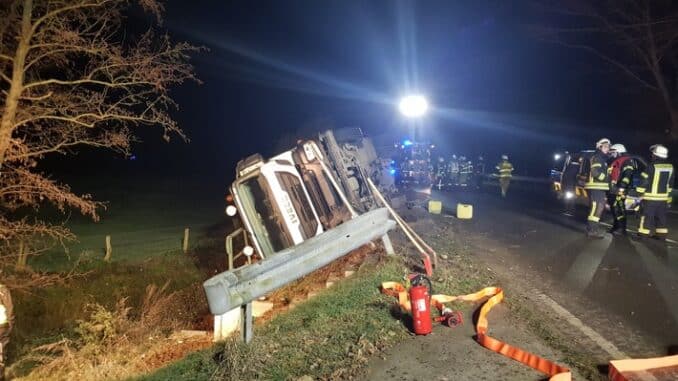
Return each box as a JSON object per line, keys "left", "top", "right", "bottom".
{"left": 501, "top": 155, "right": 508, "bottom": 161}
{"left": 651, "top": 144, "right": 669, "bottom": 159}
{"left": 596, "top": 138, "right": 611, "bottom": 149}
{"left": 610, "top": 144, "right": 626, "bottom": 154}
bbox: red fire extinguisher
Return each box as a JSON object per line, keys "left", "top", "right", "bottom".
{"left": 409, "top": 274, "right": 432, "bottom": 335}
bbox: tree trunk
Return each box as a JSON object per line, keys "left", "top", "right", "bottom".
{"left": 0, "top": 0, "right": 32, "bottom": 168}
{"left": 668, "top": 105, "right": 678, "bottom": 140}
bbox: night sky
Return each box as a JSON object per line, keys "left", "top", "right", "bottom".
{"left": 54, "top": 0, "right": 664, "bottom": 184}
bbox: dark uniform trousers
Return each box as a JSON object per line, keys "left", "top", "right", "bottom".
{"left": 587, "top": 190, "right": 607, "bottom": 229}
{"left": 639, "top": 200, "right": 668, "bottom": 236}
{"left": 607, "top": 193, "right": 627, "bottom": 230}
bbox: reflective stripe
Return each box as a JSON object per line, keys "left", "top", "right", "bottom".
{"left": 641, "top": 172, "right": 648, "bottom": 178}
{"left": 622, "top": 166, "right": 634, "bottom": 171}
{"left": 588, "top": 201, "right": 599, "bottom": 222}
{"left": 636, "top": 187, "right": 646, "bottom": 193}
{"left": 638, "top": 216, "right": 650, "bottom": 234}
{"left": 621, "top": 178, "right": 630, "bottom": 184}
{"left": 584, "top": 183, "right": 609, "bottom": 190}
{"left": 591, "top": 163, "right": 602, "bottom": 168}
{"left": 642, "top": 194, "right": 670, "bottom": 201}
{"left": 597, "top": 173, "right": 605, "bottom": 181}
{"left": 656, "top": 228, "right": 668, "bottom": 234}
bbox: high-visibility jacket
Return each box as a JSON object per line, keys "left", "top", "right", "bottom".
{"left": 637, "top": 159, "right": 674, "bottom": 201}
{"left": 495, "top": 160, "right": 513, "bottom": 178}
{"left": 460, "top": 162, "right": 473, "bottom": 174}
{"left": 449, "top": 160, "right": 459, "bottom": 173}
{"left": 609, "top": 155, "right": 637, "bottom": 191}
{"left": 585, "top": 151, "right": 609, "bottom": 191}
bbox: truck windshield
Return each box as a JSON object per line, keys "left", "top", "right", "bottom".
{"left": 239, "top": 176, "right": 292, "bottom": 255}
{"left": 276, "top": 172, "right": 319, "bottom": 239}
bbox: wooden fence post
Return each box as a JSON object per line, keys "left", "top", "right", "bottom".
{"left": 16, "top": 240, "right": 26, "bottom": 270}
{"left": 104, "top": 235, "right": 112, "bottom": 262}
{"left": 183, "top": 228, "right": 190, "bottom": 253}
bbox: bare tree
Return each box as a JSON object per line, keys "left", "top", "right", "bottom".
{"left": 0, "top": 0, "right": 200, "bottom": 271}
{"left": 536, "top": 0, "right": 678, "bottom": 137}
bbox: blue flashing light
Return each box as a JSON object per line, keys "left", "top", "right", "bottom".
{"left": 403, "top": 139, "right": 413, "bottom": 147}
{"left": 389, "top": 168, "right": 396, "bottom": 175}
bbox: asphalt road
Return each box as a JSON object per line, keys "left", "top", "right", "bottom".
{"left": 428, "top": 180, "right": 678, "bottom": 356}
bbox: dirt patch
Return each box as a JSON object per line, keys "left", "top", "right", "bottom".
{"left": 258, "top": 244, "right": 382, "bottom": 323}
{"left": 141, "top": 336, "right": 214, "bottom": 371}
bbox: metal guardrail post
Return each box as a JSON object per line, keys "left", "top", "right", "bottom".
{"left": 241, "top": 302, "right": 253, "bottom": 343}
{"left": 382, "top": 233, "right": 394, "bottom": 255}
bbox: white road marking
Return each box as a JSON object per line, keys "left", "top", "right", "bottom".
{"left": 598, "top": 221, "right": 678, "bottom": 245}
{"left": 534, "top": 291, "right": 627, "bottom": 359}
{"left": 629, "top": 240, "right": 678, "bottom": 326}
{"left": 563, "top": 234, "right": 613, "bottom": 293}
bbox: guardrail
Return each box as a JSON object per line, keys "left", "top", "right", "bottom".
{"left": 204, "top": 207, "right": 396, "bottom": 342}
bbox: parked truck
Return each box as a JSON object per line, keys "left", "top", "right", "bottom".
{"left": 226, "top": 128, "right": 388, "bottom": 262}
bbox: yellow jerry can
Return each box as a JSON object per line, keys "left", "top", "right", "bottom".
{"left": 457, "top": 203, "right": 473, "bottom": 219}
{"left": 428, "top": 200, "right": 442, "bottom": 214}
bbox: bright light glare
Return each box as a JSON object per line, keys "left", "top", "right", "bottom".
{"left": 226, "top": 205, "right": 238, "bottom": 217}
{"left": 565, "top": 191, "right": 574, "bottom": 199}
{"left": 399, "top": 95, "right": 429, "bottom": 118}
{"left": 554, "top": 154, "right": 561, "bottom": 161}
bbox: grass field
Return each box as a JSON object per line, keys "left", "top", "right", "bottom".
{"left": 8, "top": 175, "right": 233, "bottom": 378}
{"left": 30, "top": 175, "right": 229, "bottom": 271}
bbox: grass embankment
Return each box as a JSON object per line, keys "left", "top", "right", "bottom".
{"left": 136, "top": 257, "right": 411, "bottom": 381}
{"left": 137, "top": 238, "right": 496, "bottom": 381}
{"left": 9, "top": 251, "right": 209, "bottom": 380}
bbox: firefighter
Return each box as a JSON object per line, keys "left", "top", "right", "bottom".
{"left": 636, "top": 144, "right": 674, "bottom": 241}
{"left": 449, "top": 155, "right": 459, "bottom": 187}
{"left": 585, "top": 138, "right": 611, "bottom": 239}
{"left": 435, "top": 157, "right": 446, "bottom": 190}
{"left": 0, "top": 282, "right": 12, "bottom": 381}
{"left": 607, "top": 143, "right": 637, "bottom": 235}
{"left": 475, "top": 156, "right": 485, "bottom": 190}
{"left": 459, "top": 158, "right": 472, "bottom": 187}
{"left": 495, "top": 155, "right": 514, "bottom": 197}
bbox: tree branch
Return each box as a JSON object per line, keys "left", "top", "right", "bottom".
{"left": 22, "top": 78, "right": 155, "bottom": 91}
{"left": 549, "top": 39, "right": 658, "bottom": 90}
{"left": 30, "top": 0, "right": 116, "bottom": 37}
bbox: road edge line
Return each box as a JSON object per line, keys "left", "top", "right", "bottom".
{"left": 533, "top": 290, "right": 627, "bottom": 360}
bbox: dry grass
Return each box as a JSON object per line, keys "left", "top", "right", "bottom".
{"left": 12, "top": 281, "right": 186, "bottom": 381}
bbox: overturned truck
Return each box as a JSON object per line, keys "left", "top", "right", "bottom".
{"left": 227, "top": 128, "right": 388, "bottom": 260}
{"left": 204, "top": 128, "right": 397, "bottom": 341}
